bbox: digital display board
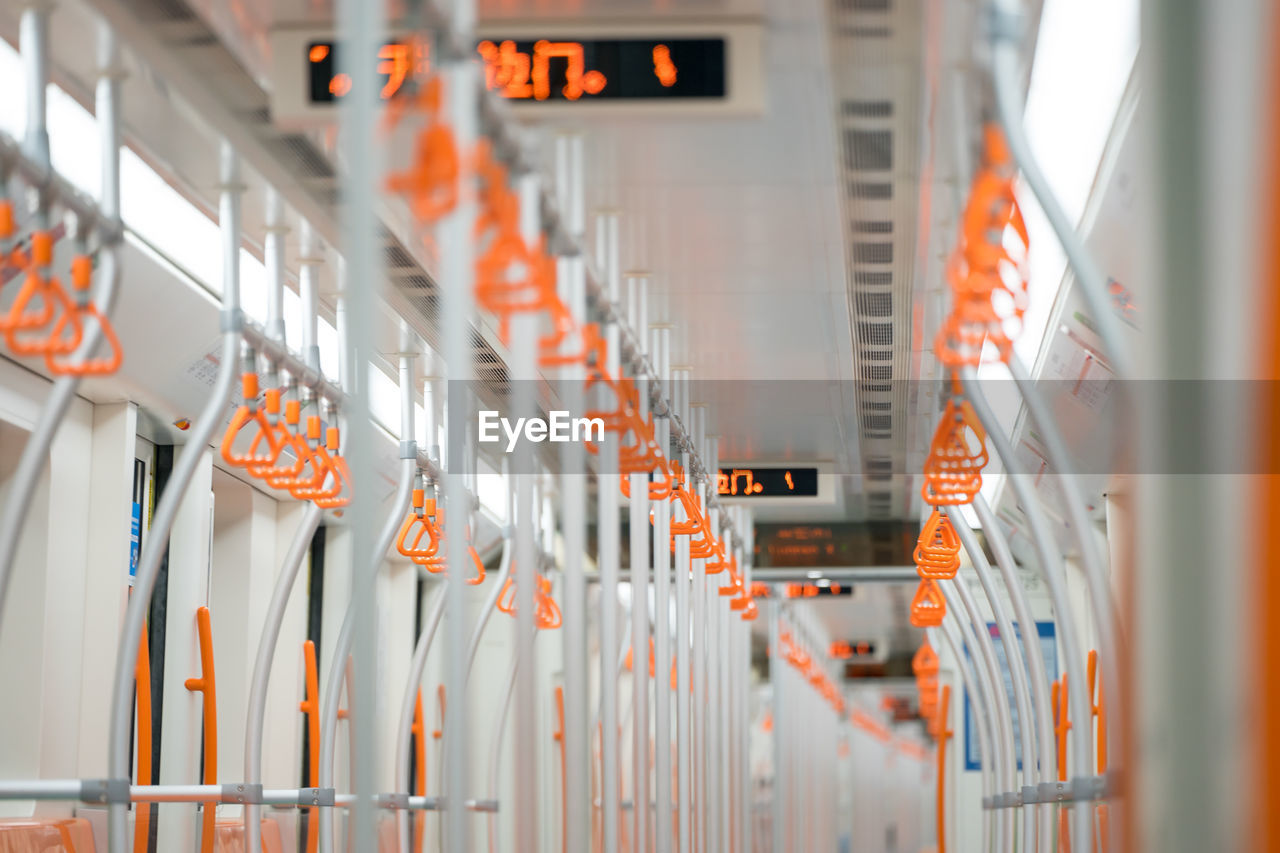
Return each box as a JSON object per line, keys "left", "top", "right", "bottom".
{"left": 306, "top": 37, "right": 726, "bottom": 105}
{"left": 717, "top": 467, "right": 819, "bottom": 498}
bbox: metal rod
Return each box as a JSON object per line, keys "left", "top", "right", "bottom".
{"left": 597, "top": 207, "right": 623, "bottom": 853}
{"left": 961, "top": 366, "right": 1094, "bottom": 849}
{"left": 317, "top": 353, "right": 415, "bottom": 853}
{"left": 1007, "top": 355, "right": 1123, "bottom": 793}
{"left": 987, "top": 6, "right": 1133, "bottom": 379}
{"left": 512, "top": 169, "right": 541, "bottom": 852}
{"left": 107, "top": 140, "right": 240, "bottom": 853}
{"left": 440, "top": 44, "right": 480, "bottom": 853}
{"left": 936, "top": 617, "right": 996, "bottom": 853}
{"left": 629, "top": 310, "right": 651, "bottom": 853}
{"left": 945, "top": 506, "right": 1039, "bottom": 853}
{"left": 395, "top": 584, "right": 448, "bottom": 853}
{"left": 973, "top": 494, "right": 1057, "bottom": 853}
{"left": 244, "top": 502, "right": 324, "bottom": 853}
{"left": 651, "top": 327, "right": 673, "bottom": 853}
{"left": 945, "top": 574, "right": 1017, "bottom": 851}
{"left": 673, "top": 375, "right": 693, "bottom": 853}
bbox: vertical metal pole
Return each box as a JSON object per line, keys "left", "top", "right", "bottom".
{"left": 941, "top": 583, "right": 1007, "bottom": 853}
{"left": 769, "top": 603, "right": 785, "bottom": 853}
{"left": 107, "top": 140, "right": 241, "bottom": 853}
{"left": 673, "top": 366, "right": 693, "bottom": 853}
{"left": 689, "top": 406, "right": 707, "bottom": 853}
{"left": 974, "top": 494, "right": 1056, "bottom": 853}
{"left": 20, "top": 3, "right": 50, "bottom": 168}
{"left": 557, "top": 134, "right": 590, "bottom": 853}
{"left": 742, "top": 504, "right": 747, "bottom": 850}
{"left": 332, "top": 0, "right": 383, "bottom": 842}
{"left": 440, "top": 11, "right": 478, "bottom": 848}
{"left": 936, "top": 617, "right": 995, "bottom": 853}
{"left": 264, "top": 188, "right": 287, "bottom": 343}
{"left": 652, "top": 326, "right": 674, "bottom": 853}
{"left": 629, "top": 290, "right": 651, "bottom": 853}
{"left": 598, "top": 210, "right": 622, "bottom": 853}
{"left": 961, "top": 368, "right": 1093, "bottom": 848}
{"left": 512, "top": 170, "right": 542, "bottom": 852}
{"left": 945, "top": 506, "right": 1039, "bottom": 853}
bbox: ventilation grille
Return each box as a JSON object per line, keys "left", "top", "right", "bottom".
{"left": 829, "top": 0, "right": 927, "bottom": 521}
{"left": 265, "top": 134, "right": 337, "bottom": 180}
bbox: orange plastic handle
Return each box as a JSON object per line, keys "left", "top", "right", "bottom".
{"left": 182, "top": 606, "right": 218, "bottom": 853}
{"left": 433, "top": 685, "right": 446, "bottom": 741}
{"left": 411, "top": 688, "right": 427, "bottom": 852}
{"left": 4, "top": 273, "right": 81, "bottom": 354}
{"left": 222, "top": 376, "right": 284, "bottom": 468}
{"left": 1054, "top": 674, "right": 1071, "bottom": 782}
{"left": 45, "top": 301, "right": 123, "bottom": 376}
{"left": 134, "top": 622, "right": 153, "bottom": 853}
{"left": 909, "top": 579, "right": 947, "bottom": 627}
{"left": 936, "top": 686, "right": 953, "bottom": 853}
{"left": 298, "top": 640, "right": 320, "bottom": 853}
{"left": 553, "top": 686, "right": 567, "bottom": 853}
{"left": 385, "top": 117, "right": 460, "bottom": 224}
{"left": 1088, "top": 649, "right": 1108, "bottom": 773}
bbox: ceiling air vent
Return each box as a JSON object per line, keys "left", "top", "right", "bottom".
{"left": 846, "top": 130, "right": 893, "bottom": 171}
{"left": 861, "top": 365, "right": 892, "bottom": 382}
{"left": 856, "top": 291, "right": 893, "bottom": 317}
{"left": 854, "top": 241, "right": 893, "bottom": 264}
{"left": 854, "top": 270, "right": 893, "bottom": 286}
{"left": 857, "top": 322, "right": 893, "bottom": 346}
{"left": 862, "top": 414, "right": 892, "bottom": 431}
{"left": 862, "top": 348, "right": 893, "bottom": 361}
{"left": 854, "top": 220, "right": 894, "bottom": 234}
{"left": 843, "top": 100, "right": 893, "bottom": 119}
{"left": 265, "top": 134, "right": 336, "bottom": 179}
{"left": 850, "top": 181, "right": 893, "bottom": 200}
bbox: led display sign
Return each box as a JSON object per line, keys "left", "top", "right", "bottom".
{"left": 717, "top": 467, "right": 819, "bottom": 498}
{"left": 305, "top": 37, "right": 727, "bottom": 105}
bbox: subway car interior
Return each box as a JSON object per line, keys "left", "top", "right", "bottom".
{"left": 0, "top": 0, "right": 1276, "bottom": 851}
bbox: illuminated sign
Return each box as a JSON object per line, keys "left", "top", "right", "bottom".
{"left": 305, "top": 37, "right": 726, "bottom": 106}
{"left": 830, "top": 641, "right": 878, "bottom": 660}
{"left": 753, "top": 522, "right": 917, "bottom": 568}
{"left": 783, "top": 583, "right": 852, "bottom": 599}
{"left": 717, "top": 467, "right": 819, "bottom": 498}
{"left": 269, "top": 22, "right": 763, "bottom": 124}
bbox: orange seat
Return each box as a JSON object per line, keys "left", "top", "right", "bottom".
{"left": 0, "top": 818, "right": 94, "bottom": 852}
{"left": 212, "top": 819, "right": 283, "bottom": 853}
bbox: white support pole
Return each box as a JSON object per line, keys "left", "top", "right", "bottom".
{"left": 628, "top": 288, "right": 651, "bottom": 853}
{"left": 651, "top": 326, "right": 673, "bottom": 853}
{"left": 597, "top": 209, "right": 622, "bottom": 853}
{"left": 511, "top": 169, "right": 542, "bottom": 852}
{"left": 440, "top": 23, "right": 479, "bottom": 853}
{"left": 555, "top": 130, "right": 590, "bottom": 853}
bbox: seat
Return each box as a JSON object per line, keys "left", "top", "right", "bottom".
{"left": 0, "top": 817, "right": 95, "bottom": 852}
{"left": 212, "top": 819, "right": 283, "bottom": 853}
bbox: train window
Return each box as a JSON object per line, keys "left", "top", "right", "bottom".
{"left": 369, "top": 364, "right": 402, "bottom": 437}
{"left": 318, "top": 317, "right": 340, "bottom": 380}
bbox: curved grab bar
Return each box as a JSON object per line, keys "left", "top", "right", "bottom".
{"left": 945, "top": 507, "right": 1038, "bottom": 853}
{"left": 961, "top": 366, "right": 1094, "bottom": 849}
{"left": 973, "top": 494, "right": 1057, "bottom": 852}
{"left": 243, "top": 501, "right": 323, "bottom": 853}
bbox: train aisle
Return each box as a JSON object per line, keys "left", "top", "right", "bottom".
{"left": 0, "top": 0, "right": 1274, "bottom": 851}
